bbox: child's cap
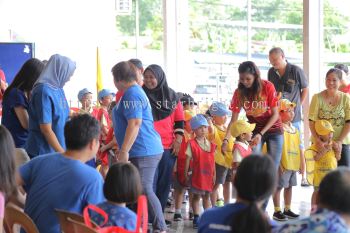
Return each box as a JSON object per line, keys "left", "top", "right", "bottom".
{"left": 315, "top": 119, "right": 334, "bottom": 136}
{"left": 184, "top": 110, "right": 196, "bottom": 121}
{"left": 209, "top": 102, "right": 230, "bottom": 116}
{"left": 180, "top": 93, "right": 197, "bottom": 106}
{"left": 98, "top": 89, "right": 116, "bottom": 101}
{"left": 78, "top": 88, "right": 93, "bottom": 101}
{"left": 190, "top": 114, "right": 209, "bottom": 130}
{"left": 230, "top": 120, "right": 256, "bottom": 138}
{"left": 279, "top": 99, "right": 296, "bottom": 112}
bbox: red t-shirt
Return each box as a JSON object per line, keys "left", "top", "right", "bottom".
{"left": 230, "top": 80, "right": 282, "bottom": 134}
{"left": 115, "top": 90, "right": 124, "bottom": 103}
{"left": 340, "top": 84, "right": 350, "bottom": 94}
{"left": 154, "top": 101, "right": 184, "bottom": 149}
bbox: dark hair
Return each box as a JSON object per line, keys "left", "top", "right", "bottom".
{"left": 128, "top": 58, "right": 143, "bottom": 70}
{"left": 0, "top": 126, "right": 17, "bottom": 198}
{"left": 334, "top": 64, "right": 349, "bottom": 75}
{"left": 3, "top": 58, "right": 45, "bottom": 99}
{"left": 104, "top": 163, "right": 142, "bottom": 204}
{"left": 112, "top": 61, "right": 138, "bottom": 83}
{"left": 269, "top": 47, "right": 285, "bottom": 56}
{"left": 318, "top": 167, "right": 350, "bottom": 214}
{"left": 237, "top": 61, "right": 262, "bottom": 107}
{"left": 326, "top": 68, "right": 343, "bottom": 81}
{"left": 64, "top": 114, "right": 100, "bottom": 150}
{"left": 231, "top": 155, "right": 276, "bottom": 233}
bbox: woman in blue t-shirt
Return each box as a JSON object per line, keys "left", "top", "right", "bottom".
{"left": 2, "top": 58, "right": 45, "bottom": 148}
{"left": 111, "top": 61, "right": 166, "bottom": 233}
{"left": 198, "top": 155, "right": 277, "bottom": 233}
{"left": 25, "top": 54, "right": 76, "bottom": 158}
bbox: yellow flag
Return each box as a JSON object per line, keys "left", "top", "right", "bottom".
{"left": 96, "top": 47, "right": 103, "bottom": 94}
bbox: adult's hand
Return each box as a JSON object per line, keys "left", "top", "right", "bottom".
{"left": 249, "top": 134, "right": 262, "bottom": 148}
{"left": 221, "top": 140, "right": 228, "bottom": 155}
{"left": 117, "top": 151, "right": 129, "bottom": 163}
{"left": 172, "top": 140, "right": 181, "bottom": 156}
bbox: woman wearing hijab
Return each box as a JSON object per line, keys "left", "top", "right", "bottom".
{"left": 143, "top": 64, "right": 185, "bottom": 217}
{"left": 25, "top": 54, "right": 76, "bottom": 158}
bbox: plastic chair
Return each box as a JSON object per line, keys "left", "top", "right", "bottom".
{"left": 4, "top": 205, "right": 39, "bottom": 233}
{"left": 67, "top": 218, "right": 97, "bottom": 233}
{"left": 55, "top": 209, "right": 98, "bottom": 233}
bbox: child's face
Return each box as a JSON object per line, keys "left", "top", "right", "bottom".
{"left": 183, "top": 104, "right": 196, "bottom": 111}
{"left": 80, "top": 93, "right": 93, "bottom": 108}
{"left": 100, "top": 94, "right": 113, "bottom": 107}
{"left": 241, "top": 131, "right": 253, "bottom": 141}
{"left": 319, "top": 132, "right": 333, "bottom": 143}
{"left": 194, "top": 125, "right": 208, "bottom": 137}
{"left": 184, "top": 120, "right": 192, "bottom": 133}
{"left": 212, "top": 115, "right": 227, "bottom": 126}
{"left": 280, "top": 108, "right": 295, "bottom": 123}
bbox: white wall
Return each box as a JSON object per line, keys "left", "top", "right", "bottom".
{"left": 0, "top": 0, "right": 116, "bottom": 105}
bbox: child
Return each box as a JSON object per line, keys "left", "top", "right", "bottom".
{"left": 77, "top": 88, "right": 99, "bottom": 118}
{"left": 97, "top": 89, "right": 115, "bottom": 141}
{"left": 184, "top": 114, "right": 216, "bottom": 229}
{"left": 231, "top": 120, "right": 255, "bottom": 169}
{"left": 180, "top": 93, "right": 197, "bottom": 111}
{"left": 173, "top": 109, "right": 195, "bottom": 221}
{"left": 306, "top": 119, "right": 340, "bottom": 210}
{"left": 207, "top": 102, "right": 234, "bottom": 207}
{"left": 272, "top": 99, "right": 300, "bottom": 221}
{"left": 90, "top": 163, "right": 142, "bottom": 230}
{"left": 98, "top": 101, "right": 118, "bottom": 177}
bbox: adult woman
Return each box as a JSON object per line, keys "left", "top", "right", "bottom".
{"left": 198, "top": 155, "right": 277, "bottom": 233}
{"left": 309, "top": 68, "right": 350, "bottom": 167}
{"left": 25, "top": 54, "right": 76, "bottom": 158}
{"left": 0, "top": 126, "right": 17, "bottom": 233}
{"left": 143, "top": 64, "right": 185, "bottom": 214}
{"left": 223, "top": 61, "right": 283, "bottom": 168}
{"left": 111, "top": 61, "right": 166, "bottom": 233}
{"left": 2, "top": 58, "right": 45, "bottom": 148}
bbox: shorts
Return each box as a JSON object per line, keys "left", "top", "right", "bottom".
{"left": 215, "top": 163, "right": 232, "bottom": 185}
{"left": 278, "top": 170, "right": 297, "bottom": 189}
{"left": 190, "top": 186, "right": 211, "bottom": 196}
{"left": 173, "top": 174, "right": 189, "bottom": 191}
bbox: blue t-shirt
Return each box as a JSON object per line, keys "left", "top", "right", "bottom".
{"left": 272, "top": 208, "right": 350, "bottom": 233}
{"left": 112, "top": 85, "right": 163, "bottom": 157}
{"left": 198, "top": 203, "right": 246, "bottom": 233}
{"left": 90, "top": 202, "right": 136, "bottom": 231}
{"left": 1, "top": 88, "right": 29, "bottom": 147}
{"left": 25, "top": 84, "right": 69, "bottom": 156}
{"left": 20, "top": 153, "right": 105, "bottom": 233}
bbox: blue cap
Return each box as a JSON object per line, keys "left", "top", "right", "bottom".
{"left": 190, "top": 114, "right": 209, "bottom": 130}
{"left": 209, "top": 102, "right": 230, "bottom": 116}
{"left": 78, "top": 88, "right": 93, "bottom": 101}
{"left": 98, "top": 89, "right": 115, "bottom": 101}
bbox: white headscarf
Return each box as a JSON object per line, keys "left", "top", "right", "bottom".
{"left": 35, "top": 54, "right": 76, "bottom": 89}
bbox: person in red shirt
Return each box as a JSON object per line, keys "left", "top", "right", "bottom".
{"left": 184, "top": 114, "right": 215, "bottom": 229}
{"left": 0, "top": 67, "right": 7, "bottom": 103}
{"left": 222, "top": 61, "right": 283, "bottom": 210}
{"left": 334, "top": 64, "right": 350, "bottom": 94}
{"left": 143, "top": 64, "right": 184, "bottom": 223}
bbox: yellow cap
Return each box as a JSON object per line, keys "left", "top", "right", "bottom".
{"left": 184, "top": 110, "right": 196, "bottom": 121}
{"left": 315, "top": 119, "right": 334, "bottom": 136}
{"left": 279, "top": 99, "right": 296, "bottom": 112}
{"left": 230, "top": 120, "right": 256, "bottom": 138}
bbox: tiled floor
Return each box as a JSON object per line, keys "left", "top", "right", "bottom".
{"left": 163, "top": 175, "right": 313, "bottom": 233}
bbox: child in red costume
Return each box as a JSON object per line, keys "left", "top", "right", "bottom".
{"left": 184, "top": 114, "right": 215, "bottom": 229}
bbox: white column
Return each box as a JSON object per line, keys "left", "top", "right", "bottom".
{"left": 162, "top": 0, "right": 190, "bottom": 91}
{"left": 303, "top": 0, "right": 323, "bottom": 146}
